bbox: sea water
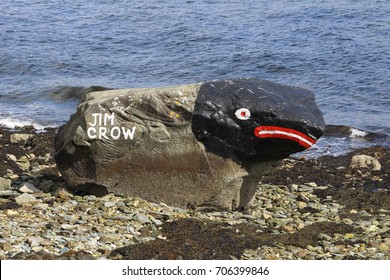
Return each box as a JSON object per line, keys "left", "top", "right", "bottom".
{"left": 1, "top": 0, "right": 389, "bottom": 154}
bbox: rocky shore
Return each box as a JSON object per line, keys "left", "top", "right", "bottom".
{"left": 1, "top": 125, "right": 389, "bottom": 260}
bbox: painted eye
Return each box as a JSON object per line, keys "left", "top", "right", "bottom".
{"left": 235, "top": 108, "right": 251, "bottom": 120}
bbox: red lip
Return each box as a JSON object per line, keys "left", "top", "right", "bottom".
{"left": 254, "top": 126, "right": 317, "bottom": 149}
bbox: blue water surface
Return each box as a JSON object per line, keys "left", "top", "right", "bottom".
{"left": 1, "top": 0, "right": 389, "bottom": 137}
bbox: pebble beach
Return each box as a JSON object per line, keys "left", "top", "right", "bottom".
{"left": 0, "top": 125, "right": 389, "bottom": 260}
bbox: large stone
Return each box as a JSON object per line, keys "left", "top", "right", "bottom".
{"left": 0, "top": 177, "right": 12, "bottom": 191}
{"left": 19, "top": 183, "right": 42, "bottom": 194}
{"left": 55, "top": 78, "right": 325, "bottom": 210}
{"left": 349, "top": 154, "right": 381, "bottom": 171}
{"left": 15, "top": 193, "right": 37, "bottom": 204}
{"left": 16, "top": 156, "right": 31, "bottom": 171}
{"left": 10, "top": 133, "right": 34, "bottom": 144}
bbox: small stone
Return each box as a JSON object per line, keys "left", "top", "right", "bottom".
{"left": 61, "top": 224, "right": 77, "bottom": 230}
{"left": 7, "top": 174, "right": 19, "bottom": 180}
{"left": 157, "top": 235, "right": 167, "bottom": 240}
{"left": 100, "top": 233, "right": 122, "bottom": 243}
{"left": 379, "top": 243, "right": 389, "bottom": 252}
{"left": 0, "top": 243, "right": 13, "bottom": 251}
{"left": 367, "top": 225, "right": 379, "bottom": 232}
{"left": 60, "top": 247, "right": 70, "bottom": 254}
{"left": 6, "top": 154, "right": 17, "bottom": 161}
{"left": 27, "top": 153, "right": 36, "bottom": 160}
{"left": 297, "top": 222, "right": 305, "bottom": 230}
{"left": 345, "top": 233, "right": 355, "bottom": 239}
{"left": 31, "top": 246, "right": 44, "bottom": 252}
{"left": 342, "top": 218, "right": 354, "bottom": 225}
{"left": 116, "top": 201, "right": 126, "bottom": 208}
{"left": 0, "top": 190, "right": 19, "bottom": 198}
{"left": 54, "top": 188, "right": 74, "bottom": 200}
{"left": 33, "top": 203, "right": 49, "bottom": 210}
{"left": 16, "top": 156, "right": 30, "bottom": 171}
{"left": 6, "top": 209, "right": 19, "bottom": 216}
{"left": 329, "top": 246, "right": 342, "bottom": 254}
{"left": 298, "top": 185, "right": 313, "bottom": 192}
{"left": 281, "top": 225, "right": 295, "bottom": 233}
{"left": 307, "top": 245, "right": 320, "bottom": 252}
{"left": 87, "top": 208, "right": 98, "bottom": 215}
{"left": 298, "top": 194, "right": 310, "bottom": 202}
{"left": 0, "top": 177, "right": 12, "bottom": 191}
{"left": 296, "top": 249, "right": 310, "bottom": 258}
{"left": 28, "top": 236, "right": 44, "bottom": 247}
{"left": 369, "top": 241, "right": 380, "bottom": 248}
{"left": 297, "top": 201, "right": 307, "bottom": 208}
{"left": 241, "top": 215, "right": 255, "bottom": 220}
{"left": 104, "top": 201, "right": 116, "bottom": 208}
{"left": 15, "top": 193, "right": 37, "bottom": 204}
{"left": 319, "top": 233, "right": 333, "bottom": 241}
{"left": 349, "top": 155, "right": 381, "bottom": 171}
{"left": 85, "top": 195, "right": 97, "bottom": 201}
{"left": 262, "top": 213, "right": 272, "bottom": 220}
{"left": 148, "top": 211, "right": 170, "bottom": 221}
{"left": 133, "top": 213, "right": 151, "bottom": 224}
{"left": 349, "top": 209, "right": 358, "bottom": 214}
{"left": 138, "top": 227, "right": 151, "bottom": 238}
{"left": 305, "top": 182, "right": 317, "bottom": 188}
{"left": 17, "top": 155, "right": 29, "bottom": 163}
{"left": 40, "top": 180, "right": 55, "bottom": 193}
{"left": 151, "top": 218, "right": 163, "bottom": 226}
{"left": 10, "top": 133, "right": 34, "bottom": 144}
{"left": 19, "top": 183, "right": 41, "bottom": 194}
{"left": 66, "top": 241, "right": 78, "bottom": 249}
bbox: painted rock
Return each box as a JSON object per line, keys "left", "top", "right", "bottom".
{"left": 55, "top": 78, "right": 325, "bottom": 210}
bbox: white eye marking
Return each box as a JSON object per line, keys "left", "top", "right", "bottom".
{"left": 235, "top": 108, "right": 251, "bottom": 120}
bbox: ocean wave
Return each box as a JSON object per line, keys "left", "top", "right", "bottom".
{"left": 295, "top": 124, "right": 390, "bottom": 158}
{"left": 0, "top": 117, "right": 54, "bottom": 131}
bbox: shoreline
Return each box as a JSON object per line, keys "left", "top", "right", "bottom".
{"left": 0, "top": 125, "right": 389, "bottom": 260}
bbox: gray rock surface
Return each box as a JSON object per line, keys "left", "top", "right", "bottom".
{"left": 10, "top": 133, "right": 34, "bottom": 144}
{"left": 0, "top": 177, "right": 12, "bottom": 191}
{"left": 349, "top": 154, "right": 381, "bottom": 171}
{"left": 19, "top": 183, "right": 42, "bottom": 194}
{"left": 55, "top": 79, "right": 325, "bottom": 210}
{"left": 15, "top": 193, "right": 37, "bottom": 204}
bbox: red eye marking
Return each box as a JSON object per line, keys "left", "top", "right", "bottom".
{"left": 254, "top": 126, "right": 317, "bottom": 149}
{"left": 235, "top": 108, "right": 251, "bottom": 120}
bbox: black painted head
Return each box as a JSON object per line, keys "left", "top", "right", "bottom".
{"left": 191, "top": 78, "right": 325, "bottom": 161}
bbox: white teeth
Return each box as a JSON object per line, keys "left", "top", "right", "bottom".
{"left": 235, "top": 108, "right": 251, "bottom": 120}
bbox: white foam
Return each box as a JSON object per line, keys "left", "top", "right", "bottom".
{"left": 350, "top": 128, "right": 368, "bottom": 138}
{"left": 0, "top": 117, "right": 51, "bottom": 131}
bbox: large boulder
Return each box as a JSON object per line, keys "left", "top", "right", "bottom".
{"left": 55, "top": 78, "right": 325, "bottom": 210}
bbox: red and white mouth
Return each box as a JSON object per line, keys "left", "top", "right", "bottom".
{"left": 254, "top": 125, "right": 317, "bottom": 149}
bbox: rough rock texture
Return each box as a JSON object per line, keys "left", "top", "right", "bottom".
{"left": 55, "top": 79, "right": 325, "bottom": 210}
{"left": 10, "top": 133, "right": 34, "bottom": 144}
{"left": 0, "top": 177, "right": 12, "bottom": 191}
{"left": 349, "top": 154, "right": 381, "bottom": 171}
{"left": 2, "top": 126, "right": 389, "bottom": 260}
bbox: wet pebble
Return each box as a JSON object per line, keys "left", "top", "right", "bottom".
{"left": 1, "top": 176, "right": 389, "bottom": 261}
